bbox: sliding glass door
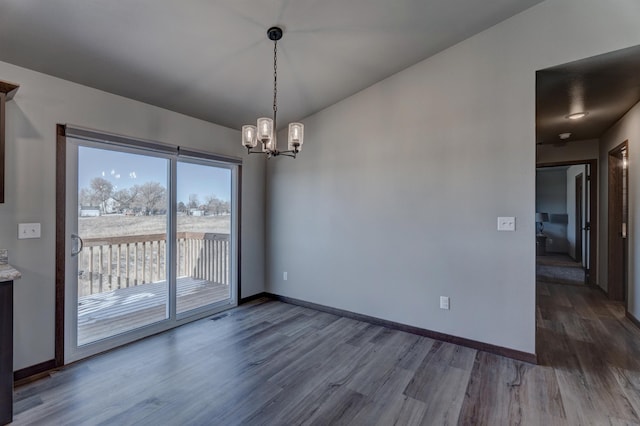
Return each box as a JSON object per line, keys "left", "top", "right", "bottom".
{"left": 176, "top": 160, "right": 232, "bottom": 315}
{"left": 64, "top": 134, "right": 238, "bottom": 363}
{"left": 75, "top": 145, "right": 170, "bottom": 346}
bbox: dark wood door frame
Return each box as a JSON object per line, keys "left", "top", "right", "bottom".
{"left": 607, "top": 141, "right": 628, "bottom": 302}
{"left": 55, "top": 125, "right": 66, "bottom": 367}
{"left": 575, "top": 173, "right": 583, "bottom": 264}
{"left": 0, "top": 80, "right": 20, "bottom": 204}
{"left": 537, "top": 159, "right": 598, "bottom": 285}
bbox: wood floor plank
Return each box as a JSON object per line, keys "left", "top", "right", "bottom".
{"left": 403, "top": 342, "right": 475, "bottom": 425}
{"left": 371, "top": 395, "right": 427, "bottom": 426}
{"left": 612, "top": 367, "right": 640, "bottom": 423}
{"left": 458, "top": 351, "right": 567, "bottom": 425}
{"left": 249, "top": 343, "right": 374, "bottom": 425}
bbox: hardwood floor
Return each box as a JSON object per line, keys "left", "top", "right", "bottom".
{"left": 13, "top": 283, "right": 640, "bottom": 425}
{"left": 536, "top": 254, "right": 586, "bottom": 286}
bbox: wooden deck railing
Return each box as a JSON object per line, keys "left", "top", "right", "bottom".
{"left": 78, "top": 232, "right": 229, "bottom": 296}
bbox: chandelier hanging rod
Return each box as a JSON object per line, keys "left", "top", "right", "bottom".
{"left": 242, "top": 26, "right": 304, "bottom": 159}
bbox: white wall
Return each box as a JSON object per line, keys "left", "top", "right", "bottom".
{"left": 0, "top": 61, "right": 265, "bottom": 370}
{"left": 266, "top": 0, "right": 640, "bottom": 355}
{"left": 566, "top": 165, "right": 587, "bottom": 263}
{"left": 537, "top": 139, "right": 599, "bottom": 164}
{"left": 599, "top": 101, "right": 640, "bottom": 314}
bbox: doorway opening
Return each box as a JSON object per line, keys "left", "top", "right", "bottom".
{"left": 536, "top": 160, "right": 597, "bottom": 287}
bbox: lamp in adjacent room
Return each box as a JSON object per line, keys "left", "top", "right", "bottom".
{"left": 535, "top": 212, "right": 549, "bottom": 235}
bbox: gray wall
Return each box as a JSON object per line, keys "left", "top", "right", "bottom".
{"left": 266, "top": 0, "right": 640, "bottom": 354}
{"left": 536, "top": 169, "right": 568, "bottom": 253}
{"left": 0, "top": 60, "right": 265, "bottom": 370}
{"left": 566, "top": 165, "right": 587, "bottom": 263}
{"left": 599, "top": 101, "right": 640, "bottom": 317}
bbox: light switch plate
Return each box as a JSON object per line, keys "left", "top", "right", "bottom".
{"left": 497, "top": 217, "right": 516, "bottom": 231}
{"left": 440, "top": 296, "right": 450, "bottom": 310}
{"left": 18, "top": 223, "right": 41, "bottom": 239}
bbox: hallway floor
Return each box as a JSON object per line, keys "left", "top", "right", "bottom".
{"left": 537, "top": 253, "right": 586, "bottom": 285}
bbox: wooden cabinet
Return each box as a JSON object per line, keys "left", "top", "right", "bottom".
{"left": 0, "top": 280, "right": 12, "bottom": 425}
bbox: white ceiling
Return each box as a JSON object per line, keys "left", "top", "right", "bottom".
{"left": 0, "top": 0, "right": 544, "bottom": 130}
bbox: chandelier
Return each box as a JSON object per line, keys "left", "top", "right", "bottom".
{"left": 242, "top": 27, "right": 304, "bottom": 158}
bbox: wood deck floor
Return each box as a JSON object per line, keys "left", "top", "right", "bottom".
{"left": 14, "top": 282, "right": 640, "bottom": 425}
{"left": 78, "top": 277, "right": 230, "bottom": 345}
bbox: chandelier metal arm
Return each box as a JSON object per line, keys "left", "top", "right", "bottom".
{"left": 245, "top": 147, "right": 299, "bottom": 158}
{"left": 278, "top": 152, "right": 298, "bottom": 158}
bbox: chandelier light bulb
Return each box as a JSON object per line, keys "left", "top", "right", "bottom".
{"left": 257, "top": 117, "right": 273, "bottom": 144}
{"left": 288, "top": 123, "right": 304, "bottom": 151}
{"left": 242, "top": 125, "right": 257, "bottom": 148}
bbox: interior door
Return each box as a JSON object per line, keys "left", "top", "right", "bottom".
{"left": 608, "top": 142, "right": 628, "bottom": 301}
{"left": 584, "top": 165, "right": 591, "bottom": 282}
{"left": 575, "top": 173, "right": 583, "bottom": 264}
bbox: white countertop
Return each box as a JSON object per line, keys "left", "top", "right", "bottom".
{"left": 0, "top": 264, "right": 21, "bottom": 282}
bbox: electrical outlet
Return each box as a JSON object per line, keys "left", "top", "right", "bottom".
{"left": 440, "top": 296, "right": 450, "bottom": 310}
{"left": 18, "top": 223, "right": 41, "bottom": 239}
{"left": 283, "top": 271, "right": 288, "bottom": 281}
{"left": 497, "top": 217, "right": 516, "bottom": 231}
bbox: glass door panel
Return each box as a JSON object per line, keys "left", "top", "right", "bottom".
{"left": 76, "top": 145, "right": 169, "bottom": 345}
{"left": 176, "top": 160, "right": 232, "bottom": 314}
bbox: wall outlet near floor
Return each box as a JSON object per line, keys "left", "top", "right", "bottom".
{"left": 440, "top": 296, "right": 450, "bottom": 310}
{"left": 18, "top": 223, "right": 41, "bottom": 239}
{"left": 283, "top": 271, "right": 288, "bottom": 281}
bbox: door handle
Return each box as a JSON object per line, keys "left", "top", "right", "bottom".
{"left": 71, "top": 233, "right": 84, "bottom": 257}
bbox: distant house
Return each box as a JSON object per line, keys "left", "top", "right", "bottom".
{"left": 79, "top": 206, "right": 101, "bottom": 217}
{"left": 189, "top": 208, "right": 203, "bottom": 217}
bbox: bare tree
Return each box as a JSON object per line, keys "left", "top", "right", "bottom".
{"left": 79, "top": 187, "right": 95, "bottom": 207}
{"left": 133, "top": 182, "right": 166, "bottom": 215}
{"left": 90, "top": 177, "right": 113, "bottom": 214}
{"left": 112, "top": 187, "right": 138, "bottom": 213}
{"left": 220, "top": 200, "right": 230, "bottom": 214}
{"left": 205, "top": 195, "right": 230, "bottom": 215}
{"left": 188, "top": 194, "right": 199, "bottom": 211}
{"left": 204, "top": 195, "right": 216, "bottom": 215}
